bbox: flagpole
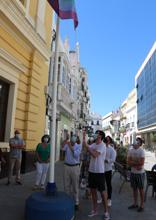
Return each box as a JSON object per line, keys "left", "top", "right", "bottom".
{"left": 46, "top": 15, "right": 60, "bottom": 194}
{"left": 25, "top": 3, "right": 77, "bottom": 219}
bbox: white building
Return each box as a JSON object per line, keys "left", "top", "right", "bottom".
{"left": 102, "top": 112, "right": 113, "bottom": 137}
{"left": 120, "top": 89, "right": 137, "bottom": 145}
{"left": 102, "top": 89, "right": 137, "bottom": 145}
{"left": 89, "top": 112, "right": 102, "bottom": 133}
{"left": 135, "top": 41, "right": 156, "bottom": 149}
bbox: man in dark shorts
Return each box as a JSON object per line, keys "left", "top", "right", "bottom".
{"left": 127, "top": 137, "right": 145, "bottom": 212}
{"left": 83, "top": 130, "right": 110, "bottom": 220}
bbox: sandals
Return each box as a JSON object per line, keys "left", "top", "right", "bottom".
{"left": 137, "top": 207, "right": 144, "bottom": 212}
{"left": 128, "top": 204, "right": 138, "bottom": 209}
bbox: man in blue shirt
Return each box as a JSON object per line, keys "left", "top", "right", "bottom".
{"left": 62, "top": 134, "right": 82, "bottom": 210}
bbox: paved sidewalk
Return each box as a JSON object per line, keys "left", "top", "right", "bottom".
{"left": 0, "top": 161, "right": 156, "bottom": 220}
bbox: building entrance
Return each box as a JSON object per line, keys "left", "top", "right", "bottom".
{"left": 0, "top": 78, "right": 9, "bottom": 141}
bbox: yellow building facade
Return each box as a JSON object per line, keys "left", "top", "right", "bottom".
{"left": 0, "top": 0, "right": 53, "bottom": 154}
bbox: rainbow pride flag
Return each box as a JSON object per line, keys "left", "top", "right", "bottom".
{"left": 48, "top": 0, "right": 78, "bottom": 28}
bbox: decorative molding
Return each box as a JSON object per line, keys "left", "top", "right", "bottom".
{"left": 36, "top": 0, "right": 46, "bottom": 40}
{"left": 0, "top": 0, "right": 51, "bottom": 60}
{"left": 0, "top": 48, "right": 26, "bottom": 72}
{"left": 0, "top": 18, "right": 32, "bottom": 53}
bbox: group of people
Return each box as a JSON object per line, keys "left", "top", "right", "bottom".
{"left": 61, "top": 130, "right": 148, "bottom": 220}
{"left": 4, "top": 130, "right": 50, "bottom": 190}
{"left": 61, "top": 130, "right": 116, "bottom": 220}
{"left": 1, "top": 128, "right": 149, "bottom": 219}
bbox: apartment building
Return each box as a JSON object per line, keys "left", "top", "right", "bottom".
{"left": 135, "top": 42, "right": 156, "bottom": 148}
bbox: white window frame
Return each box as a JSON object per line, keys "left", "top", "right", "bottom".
{"left": 0, "top": 48, "right": 26, "bottom": 146}
{"left": 36, "top": 0, "right": 46, "bottom": 39}
{"left": 15, "top": 0, "right": 35, "bottom": 27}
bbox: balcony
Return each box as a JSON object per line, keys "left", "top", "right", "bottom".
{"left": 103, "top": 125, "right": 111, "bottom": 131}
{"left": 120, "top": 116, "right": 127, "bottom": 121}
{"left": 119, "top": 126, "right": 126, "bottom": 133}
{"left": 57, "top": 84, "right": 76, "bottom": 118}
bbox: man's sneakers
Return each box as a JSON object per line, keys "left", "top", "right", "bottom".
{"left": 97, "top": 198, "right": 112, "bottom": 206}
{"left": 88, "top": 210, "right": 98, "bottom": 217}
{"left": 88, "top": 210, "right": 111, "bottom": 219}
{"left": 80, "top": 179, "right": 86, "bottom": 189}
{"left": 97, "top": 198, "right": 102, "bottom": 204}
{"left": 104, "top": 212, "right": 110, "bottom": 220}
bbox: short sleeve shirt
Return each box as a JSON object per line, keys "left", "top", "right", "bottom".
{"left": 9, "top": 137, "right": 25, "bottom": 159}
{"left": 36, "top": 143, "right": 50, "bottom": 162}
{"left": 89, "top": 142, "right": 106, "bottom": 173}
{"left": 128, "top": 147, "right": 145, "bottom": 174}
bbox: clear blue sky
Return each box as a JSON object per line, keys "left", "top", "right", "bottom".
{"left": 60, "top": 0, "right": 156, "bottom": 116}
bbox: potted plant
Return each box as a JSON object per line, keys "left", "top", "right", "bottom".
{"left": 152, "top": 134, "right": 156, "bottom": 142}
{"left": 116, "top": 146, "right": 128, "bottom": 166}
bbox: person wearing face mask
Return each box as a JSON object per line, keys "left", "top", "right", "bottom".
{"left": 103, "top": 136, "right": 116, "bottom": 207}
{"left": 83, "top": 130, "right": 110, "bottom": 220}
{"left": 33, "top": 135, "right": 50, "bottom": 190}
{"left": 127, "top": 137, "right": 145, "bottom": 212}
{"left": 62, "top": 134, "right": 82, "bottom": 210}
{"left": 6, "top": 130, "right": 25, "bottom": 185}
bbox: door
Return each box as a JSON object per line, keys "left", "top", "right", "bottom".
{"left": 0, "top": 79, "right": 9, "bottom": 141}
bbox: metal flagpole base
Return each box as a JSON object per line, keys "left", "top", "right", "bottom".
{"left": 46, "top": 182, "right": 57, "bottom": 196}
{"left": 25, "top": 191, "right": 75, "bottom": 220}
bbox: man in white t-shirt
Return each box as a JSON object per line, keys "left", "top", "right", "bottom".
{"left": 127, "top": 137, "right": 145, "bottom": 212}
{"left": 83, "top": 130, "right": 110, "bottom": 220}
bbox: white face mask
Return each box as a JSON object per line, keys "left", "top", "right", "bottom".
{"left": 71, "top": 136, "right": 77, "bottom": 143}
{"left": 133, "top": 140, "right": 140, "bottom": 145}
{"left": 15, "top": 134, "right": 20, "bottom": 138}
{"left": 90, "top": 137, "right": 94, "bottom": 142}
{"left": 43, "top": 138, "right": 49, "bottom": 143}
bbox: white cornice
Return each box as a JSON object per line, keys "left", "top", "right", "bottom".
{"left": 138, "top": 124, "right": 156, "bottom": 134}
{"left": 135, "top": 41, "right": 156, "bottom": 81}
{"left": 0, "top": 0, "right": 51, "bottom": 60}
{"left": 0, "top": 48, "right": 26, "bottom": 72}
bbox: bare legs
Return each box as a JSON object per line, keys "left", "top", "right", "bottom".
{"left": 90, "top": 189, "right": 109, "bottom": 213}
{"left": 132, "top": 188, "right": 144, "bottom": 208}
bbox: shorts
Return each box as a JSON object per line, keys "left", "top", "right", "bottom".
{"left": 130, "top": 172, "right": 145, "bottom": 189}
{"left": 88, "top": 172, "right": 105, "bottom": 192}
